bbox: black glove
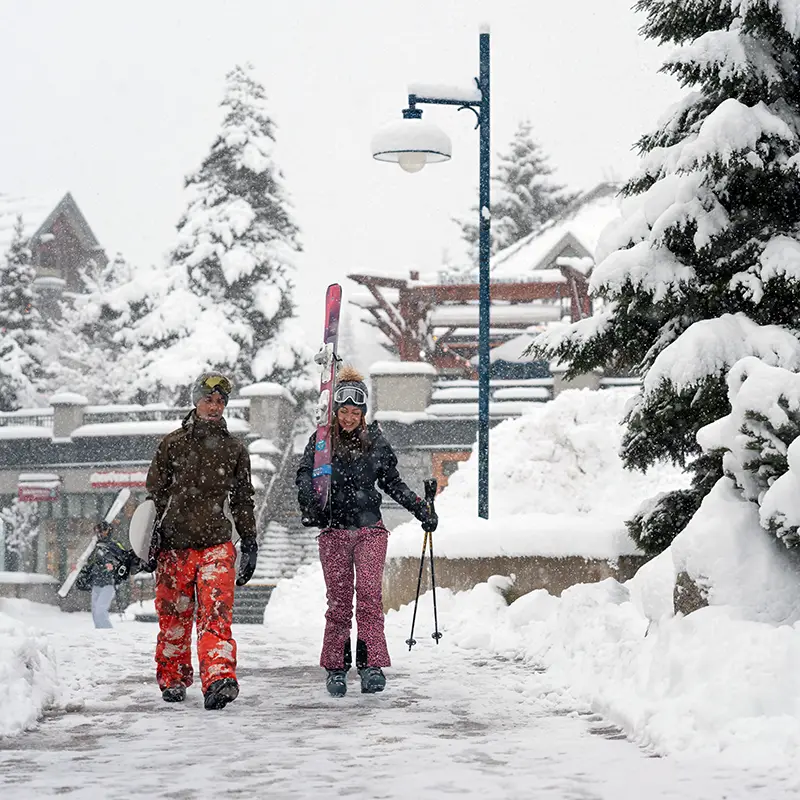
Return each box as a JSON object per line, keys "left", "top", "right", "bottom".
{"left": 301, "top": 507, "right": 327, "bottom": 528}
{"left": 237, "top": 539, "right": 258, "bottom": 586}
{"left": 421, "top": 509, "right": 438, "bottom": 532}
{"left": 140, "top": 528, "right": 161, "bottom": 573}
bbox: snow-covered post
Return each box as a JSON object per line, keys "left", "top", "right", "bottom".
{"left": 369, "top": 361, "right": 437, "bottom": 414}
{"left": 49, "top": 392, "right": 88, "bottom": 440}
{"left": 240, "top": 382, "right": 296, "bottom": 447}
{"left": 549, "top": 361, "right": 601, "bottom": 397}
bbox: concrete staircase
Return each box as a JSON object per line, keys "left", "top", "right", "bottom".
{"left": 232, "top": 582, "right": 275, "bottom": 624}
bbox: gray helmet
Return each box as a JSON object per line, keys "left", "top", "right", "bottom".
{"left": 191, "top": 372, "right": 233, "bottom": 406}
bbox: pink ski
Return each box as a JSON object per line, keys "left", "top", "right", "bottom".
{"left": 312, "top": 283, "right": 342, "bottom": 512}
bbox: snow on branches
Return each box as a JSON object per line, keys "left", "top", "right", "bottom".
{"left": 532, "top": 0, "right": 800, "bottom": 553}
{"left": 134, "top": 64, "right": 314, "bottom": 403}
{"left": 698, "top": 357, "right": 800, "bottom": 547}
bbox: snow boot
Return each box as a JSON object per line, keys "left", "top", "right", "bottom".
{"left": 203, "top": 678, "right": 239, "bottom": 710}
{"left": 161, "top": 685, "right": 186, "bottom": 703}
{"left": 359, "top": 667, "right": 386, "bottom": 694}
{"left": 326, "top": 669, "right": 348, "bottom": 697}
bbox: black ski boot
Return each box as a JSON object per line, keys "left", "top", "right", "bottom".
{"left": 161, "top": 685, "right": 186, "bottom": 703}
{"left": 359, "top": 667, "right": 386, "bottom": 694}
{"left": 326, "top": 669, "right": 348, "bottom": 697}
{"left": 203, "top": 678, "right": 239, "bottom": 710}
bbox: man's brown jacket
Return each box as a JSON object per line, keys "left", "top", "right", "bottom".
{"left": 146, "top": 411, "right": 256, "bottom": 550}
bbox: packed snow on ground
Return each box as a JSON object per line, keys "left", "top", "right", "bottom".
{"left": 388, "top": 386, "right": 689, "bottom": 559}
{"left": 277, "top": 485, "right": 800, "bottom": 769}
{"left": 0, "top": 604, "right": 59, "bottom": 736}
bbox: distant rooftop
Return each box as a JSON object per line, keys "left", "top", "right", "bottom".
{"left": 489, "top": 182, "right": 622, "bottom": 282}
{"left": 0, "top": 190, "right": 71, "bottom": 254}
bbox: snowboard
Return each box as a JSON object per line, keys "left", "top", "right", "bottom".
{"left": 58, "top": 487, "right": 132, "bottom": 598}
{"left": 129, "top": 499, "right": 157, "bottom": 561}
{"left": 311, "top": 283, "right": 342, "bottom": 513}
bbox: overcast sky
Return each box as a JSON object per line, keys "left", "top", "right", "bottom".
{"left": 0, "top": 0, "right": 682, "bottom": 331}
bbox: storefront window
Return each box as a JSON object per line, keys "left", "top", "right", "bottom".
{"left": 67, "top": 494, "right": 82, "bottom": 518}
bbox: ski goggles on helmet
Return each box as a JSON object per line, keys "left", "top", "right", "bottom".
{"left": 198, "top": 375, "right": 232, "bottom": 400}
{"left": 333, "top": 385, "right": 367, "bottom": 406}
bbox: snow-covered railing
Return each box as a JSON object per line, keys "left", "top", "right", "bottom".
{"left": 599, "top": 376, "right": 641, "bottom": 389}
{"left": 433, "top": 377, "right": 554, "bottom": 388}
{"left": 81, "top": 398, "right": 250, "bottom": 425}
{"left": 0, "top": 410, "right": 53, "bottom": 428}
{"left": 0, "top": 398, "right": 254, "bottom": 429}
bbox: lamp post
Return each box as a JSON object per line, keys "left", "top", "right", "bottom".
{"left": 372, "top": 29, "right": 491, "bottom": 519}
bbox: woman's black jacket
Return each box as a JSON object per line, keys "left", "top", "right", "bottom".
{"left": 296, "top": 422, "right": 424, "bottom": 529}
{"left": 78, "top": 538, "right": 129, "bottom": 588}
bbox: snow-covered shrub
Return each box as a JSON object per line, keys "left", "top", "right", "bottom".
{"left": 699, "top": 357, "right": 800, "bottom": 547}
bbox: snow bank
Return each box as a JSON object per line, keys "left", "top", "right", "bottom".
{"left": 463, "top": 576, "right": 800, "bottom": 762}
{"left": 435, "top": 476, "right": 800, "bottom": 762}
{"left": 388, "top": 387, "right": 688, "bottom": 559}
{"left": 0, "top": 609, "right": 59, "bottom": 736}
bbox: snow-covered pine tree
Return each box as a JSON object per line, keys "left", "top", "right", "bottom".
{"left": 0, "top": 216, "right": 45, "bottom": 411}
{"left": 137, "top": 64, "right": 313, "bottom": 404}
{"left": 49, "top": 253, "right": 149, "bottom": 403}
{"left": 453, "top": 121, "right": 577, "bottom": 269}
{"left": 534, "top": 1, "right": 800, "bottom": 554}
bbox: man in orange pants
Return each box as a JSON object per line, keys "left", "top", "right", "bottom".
{"left": 146, "top": 373, "right": 259, "bottom": 710}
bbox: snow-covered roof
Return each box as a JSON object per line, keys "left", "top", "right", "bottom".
{"left": 490, "top": 183, "right": 622, "bottom": 282}
{"left": 0, "top": 190, "right": 70, "bottom": 254}
{"left": 0, "top": 190, "right": 104, "bottom": 258}
{"left": 430, "top": 303, "right": 561, "bottom": 328}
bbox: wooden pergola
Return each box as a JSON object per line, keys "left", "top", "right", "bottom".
{"left": 348, "top": 266, "right": 591, "bottom": 374}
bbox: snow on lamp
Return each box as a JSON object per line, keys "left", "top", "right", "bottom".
{"left": 371, "top": 118, "right": 452, "bottom": 173}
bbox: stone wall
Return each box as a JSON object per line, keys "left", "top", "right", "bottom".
{"left": 0, "top": 578, "right": 59, "bottom": 606}
{"left": 382, "top": 553, "right": 649, "bottom": 611}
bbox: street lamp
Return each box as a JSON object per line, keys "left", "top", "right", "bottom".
{"left": 372, "top": 29, "right": 491, "bottom": 519}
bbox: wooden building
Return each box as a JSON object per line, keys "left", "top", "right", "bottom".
{"left": 348, "top": 183, "right": 621, "bottom": 378}
{"left": 0, "top": 190, "right": 108, "bottom": 315}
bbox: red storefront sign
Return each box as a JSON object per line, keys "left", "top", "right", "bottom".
{"left": 18, "top": 484, "right": 60, "bottom": 502}
{"left": 89, "top": 471, "right": 147, "bottom": 489}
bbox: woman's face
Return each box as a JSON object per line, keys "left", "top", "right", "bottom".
{"left": 337, "top": 405, "right": 363, "bottom": 432}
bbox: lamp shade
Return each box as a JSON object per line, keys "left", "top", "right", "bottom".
{"left": 371, "top": 119, "right": 452, "bottom": 167}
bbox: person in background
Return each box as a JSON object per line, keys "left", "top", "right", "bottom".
{"left": 295, "top": 366, "right": 438, "bottom": 697}
{"left": 76, "top": 521, "right": 129, "bottom": 629}
{"left": 146, "top": 372, "right": 259, "bottom": 710}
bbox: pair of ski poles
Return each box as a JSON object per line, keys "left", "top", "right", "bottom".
{"left": 405, "top": 478, "right": 442, "bottom": 651}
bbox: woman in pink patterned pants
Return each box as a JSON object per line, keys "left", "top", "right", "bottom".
{"left": 296, "top": 367, "right": 438, "bottom": 697}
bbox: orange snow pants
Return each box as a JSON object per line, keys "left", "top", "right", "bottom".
{"left": 154, "top": 542, "right": 237, "bottom": 693}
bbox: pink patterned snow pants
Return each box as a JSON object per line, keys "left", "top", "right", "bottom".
{"left": 318, "top": 526, "right": 391, "bottom": 670}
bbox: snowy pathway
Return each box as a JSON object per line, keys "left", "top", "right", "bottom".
{"left": 2, "top": 595, "right": 799, "bottom": 800}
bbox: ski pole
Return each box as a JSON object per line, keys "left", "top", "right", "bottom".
{"left": 424, "top": 479, "right": 442, "bottom": 643}
{"left": 405, "top": 528, "right": 428, "bottom": 650}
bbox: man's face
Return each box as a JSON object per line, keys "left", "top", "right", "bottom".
{"left": 196, "top": 391, "right": 227, "bottom": 422}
